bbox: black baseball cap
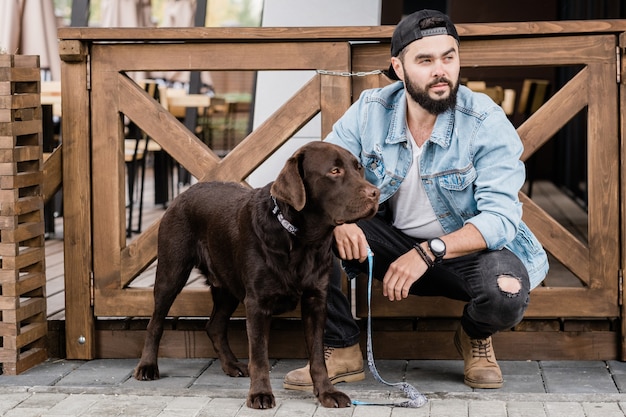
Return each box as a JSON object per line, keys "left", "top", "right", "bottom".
{"left": 387, "top": 9, "right": 460, "bottom": 80}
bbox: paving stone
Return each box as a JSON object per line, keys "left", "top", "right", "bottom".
{"left": 429, "top": 399, "right": 467, "bottom": 416}
{"left": 273, "top": 399, "right": 318, "bottom": 416}
{"left": 197, "top": 398, "right": 246, "bottom": 417}
{"left": 56, "top": 359, "right": 137, "bottom": 386}
{"left": 351, "top": 404, "right": 391, "bottom": 416}
{"left": 506, "top": 401, "right": 546, "bottom": 417}
{"left": 309, "top": 402, "right": 354, "bottom": 417}
{"left": 45, "top": 393, "right": 103, "bottom": 415}
{"left": 542, "top": 366, "right": 618, "bottom": 394}
{"left": 608, "top": 361, "right": 626, "bottom": 375}
{"left": 488, "top": 374, "right": 545, "bottom": 394}
{"left": 0, "top": 392, "right": 32, "bottom": 414}
{"left": 581, "top": 402, "right": 626, "bottom": 417}
{"left": 16, "top": 392, "right": 69, "bottom": 409}
{"left": 405, "top": 360, "right": 471, "bottom": 393}
{"left": 165, "top": 396, "right": 213, "bottom": 410}
{"left": 543, "top": 402, "right": 585, "bottom": 417}
{"left": 390, "top": 403, "right": 431, "bottom": 416}
{"left": 469, "top": 401, "right": 507, "bottom": 417}
{"left": 5, "top": 408, "right": 49, "bottom": 417}
{"left": 0, "top": 359, "right": 84, "bottom": 387}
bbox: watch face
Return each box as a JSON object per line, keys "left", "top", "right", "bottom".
{"left": 430, "top": 238, "right": 445, "bottom": 254}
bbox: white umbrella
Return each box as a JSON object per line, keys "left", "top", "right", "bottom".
{"left": 100, "top": 0, "right": 154, "bottom": 27}
{"left": 158, "top": 0, "right": 212, "bottom": 88}
{"left": 0, "top": 0, "right": 61, "bottom": 80}
{"left": 162, "top": 0, "right": 195, "bottom": 27}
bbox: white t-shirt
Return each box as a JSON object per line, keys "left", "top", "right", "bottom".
{"left": 388, "top": 126, "right": 445, "bottom": 239}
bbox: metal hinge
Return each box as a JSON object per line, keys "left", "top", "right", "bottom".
{"left": 619, "top": 269, "right": 624, "bottom": 306}
{"left": 616, "top": 46, "right": 621, "bottom": 83}
{"left": 90, "top": 271, "right": 95, "bottom": 307}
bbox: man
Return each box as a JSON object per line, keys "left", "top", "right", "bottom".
{"left": 283, "top": 9, "right": 549, "bottom": 390}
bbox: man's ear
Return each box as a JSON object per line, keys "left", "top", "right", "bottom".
{"left": 270, "top": 150, "right": 306, "bottom": 211}
{"left": 390, "top": 56, "right": 404, "bottom": 81}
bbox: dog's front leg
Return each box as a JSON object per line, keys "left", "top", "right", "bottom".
{"left": 244, "top": 307, "right": 275, "bottom": 409}
{"left": 301, "top": 290, "right": 352, "bottom": 408}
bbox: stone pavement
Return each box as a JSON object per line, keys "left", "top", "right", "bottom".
{"left": 1, "top": 358, "right": 626, "bottom": 416}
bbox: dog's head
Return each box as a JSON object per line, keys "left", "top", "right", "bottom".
{"left": 270, "top": 141, "right": 379, "bottom": 225}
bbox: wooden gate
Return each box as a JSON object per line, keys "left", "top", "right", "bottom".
{"left": 57, "top": 21, "right": 626, "bottom": 361}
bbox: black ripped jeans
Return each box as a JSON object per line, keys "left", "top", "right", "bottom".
{"left": 323, "top": 210, "right": 531, "bottom": 347}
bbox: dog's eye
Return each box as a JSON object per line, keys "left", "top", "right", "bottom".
{"left": 330, "top": 167, "right": 342, "bottom": 175}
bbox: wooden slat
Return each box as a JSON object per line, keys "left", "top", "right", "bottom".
{"left": 93, "top": 288, "right": 303, "bottom": 319}
{"left": 352, "top": 35, "right": 615, "bottom": 73}
{"left": 460, "top": 35, "right": 615, "bottom": 67}
{"left": 356, "top": 278, "right": 618, "bottom": 319}
{"left": 586, "top": 62, "right": 620, "bottom": 292}
{"left": 99, "top": 42, "right": 356, "bottom": 73}
{"left": 90, "top": 68, "right": 125, "bottom": 292}
{"left": 94, "top": 326, "right": 618, "bottom": 361}
{"left": 42, "top": 146, "right": 62, "bottom": 203}
{"left": 57, "top": 20, "right": 626, "bottom": 42}
{"left": 60, "top": 54, "right": 95, "bottom": 359}
{"left": 617, "top": 33, "right": 626, "bottom": 361}
{"left": 320, "top": 57, "right": 352, "bottom": 138}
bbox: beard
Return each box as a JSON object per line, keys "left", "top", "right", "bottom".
{"left": 405, "top": 74, "right": 459, "bottom": 115}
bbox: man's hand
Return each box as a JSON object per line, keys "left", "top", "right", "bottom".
{"left": 382, "top": 247, "right": 429, "bottom": 301}
{"left": 333, "top": 223, "right": 369, "bottom": 262}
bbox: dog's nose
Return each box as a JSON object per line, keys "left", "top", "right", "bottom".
{"left": 364, "top": 186, "right": 380, "bottom": 199}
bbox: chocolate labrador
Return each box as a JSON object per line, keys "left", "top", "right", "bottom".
{"left": 133, "top": 141, "right": 379, "bottom": 409}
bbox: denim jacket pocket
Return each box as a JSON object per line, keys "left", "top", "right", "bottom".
{"left": 363, "top": 152, "right": 386, "bottom": 180}
{"left": 436, "top": 165, "right": 477, "bottom": 191}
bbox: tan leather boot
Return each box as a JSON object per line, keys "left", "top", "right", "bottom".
{"left": 454, "top": 326, "right": 503, "bottom": 389}
{"left": 283, "top": 344, "right": 365, "bottom": 391}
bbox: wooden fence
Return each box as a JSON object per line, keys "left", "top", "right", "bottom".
{"left": 55, "top": 20, "right": 626, "bottom": 361}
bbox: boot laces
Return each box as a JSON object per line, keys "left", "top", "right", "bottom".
{"left": 323, "top": 346, "right": 335, "bottom": 360}
{"left": 470, "top": 338, "right": 492, "bottom": 359}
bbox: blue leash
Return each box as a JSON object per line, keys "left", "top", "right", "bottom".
{"left": 351, "top": 248, "right": 428, "bottom": 408}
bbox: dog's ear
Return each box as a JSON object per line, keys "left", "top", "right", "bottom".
{"left": 270, "top": 151, "right": 306, "bottom": 211}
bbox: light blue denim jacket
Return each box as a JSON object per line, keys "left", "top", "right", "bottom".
{"left": 325, "top": 82, "right": 548, "bottom": 289}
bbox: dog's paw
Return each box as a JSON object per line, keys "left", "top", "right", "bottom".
{"left": 133, "top": 364, "right": 160, "bottom": 381}
{"left": 223, "top": 361, "right": 249, "bottom": 377}
{"left": 247, "top": 392, "right": 275, "bottom": 409}
{"left": 318, "top": 390, "right": 352, "bottom": 408}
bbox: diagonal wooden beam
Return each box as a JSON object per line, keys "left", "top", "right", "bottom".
{"left": 519, "top": 67, "right": 589, "bottom": 161}
{"left": 117, "top": 74, "right": 220, "bottom": 179}
{"left": 520, "top": 193, "right": 589, "bottom": 285}
{"left": 204, "top": 74, "right": 321, "bottom": 182}
{"left": 120, "top": 221, "right": 158, "bottom": 288}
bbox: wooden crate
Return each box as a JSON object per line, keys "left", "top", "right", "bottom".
{"left": 0, "top": 55, "right": 47, "bottom": 374}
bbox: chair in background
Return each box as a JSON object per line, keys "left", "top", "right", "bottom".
{"left": 125, "top": 81, "right": 162, "bottom": 237}
{"left": 518, "top": 79, "right": 551, "bottom": 197}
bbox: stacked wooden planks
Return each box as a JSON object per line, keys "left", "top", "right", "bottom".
{"left": 0, "top": 55, "right": 47, "bottom": 374}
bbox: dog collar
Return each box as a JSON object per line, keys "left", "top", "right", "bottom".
{"left": 271, "top": 196, "right": 298, "bottom": 236}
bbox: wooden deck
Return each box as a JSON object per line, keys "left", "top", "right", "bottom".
{"left": 44, "top": 175, "right": 588, "bottom": 321}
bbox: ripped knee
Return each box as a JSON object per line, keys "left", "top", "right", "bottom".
{"left": 497, "top": 275, "right": 522, "bottom": 297}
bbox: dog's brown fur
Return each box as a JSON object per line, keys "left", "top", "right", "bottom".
{"left": 133, "top": 141, "right": 379, "bottom": 409}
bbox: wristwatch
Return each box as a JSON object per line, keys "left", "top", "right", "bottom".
{"left": 428, "top": 238, "right": 446, "bottom": 263}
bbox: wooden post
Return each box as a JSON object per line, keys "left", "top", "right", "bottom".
{"left": 59, "top": 40, "right": 95, "bottom": 359}
{"left": 0, "top": 55, "right": 48, "bottom": 374}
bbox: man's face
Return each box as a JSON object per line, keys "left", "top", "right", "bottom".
{"left": 391, "top": 34, "right": 460, "bottom": 115}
